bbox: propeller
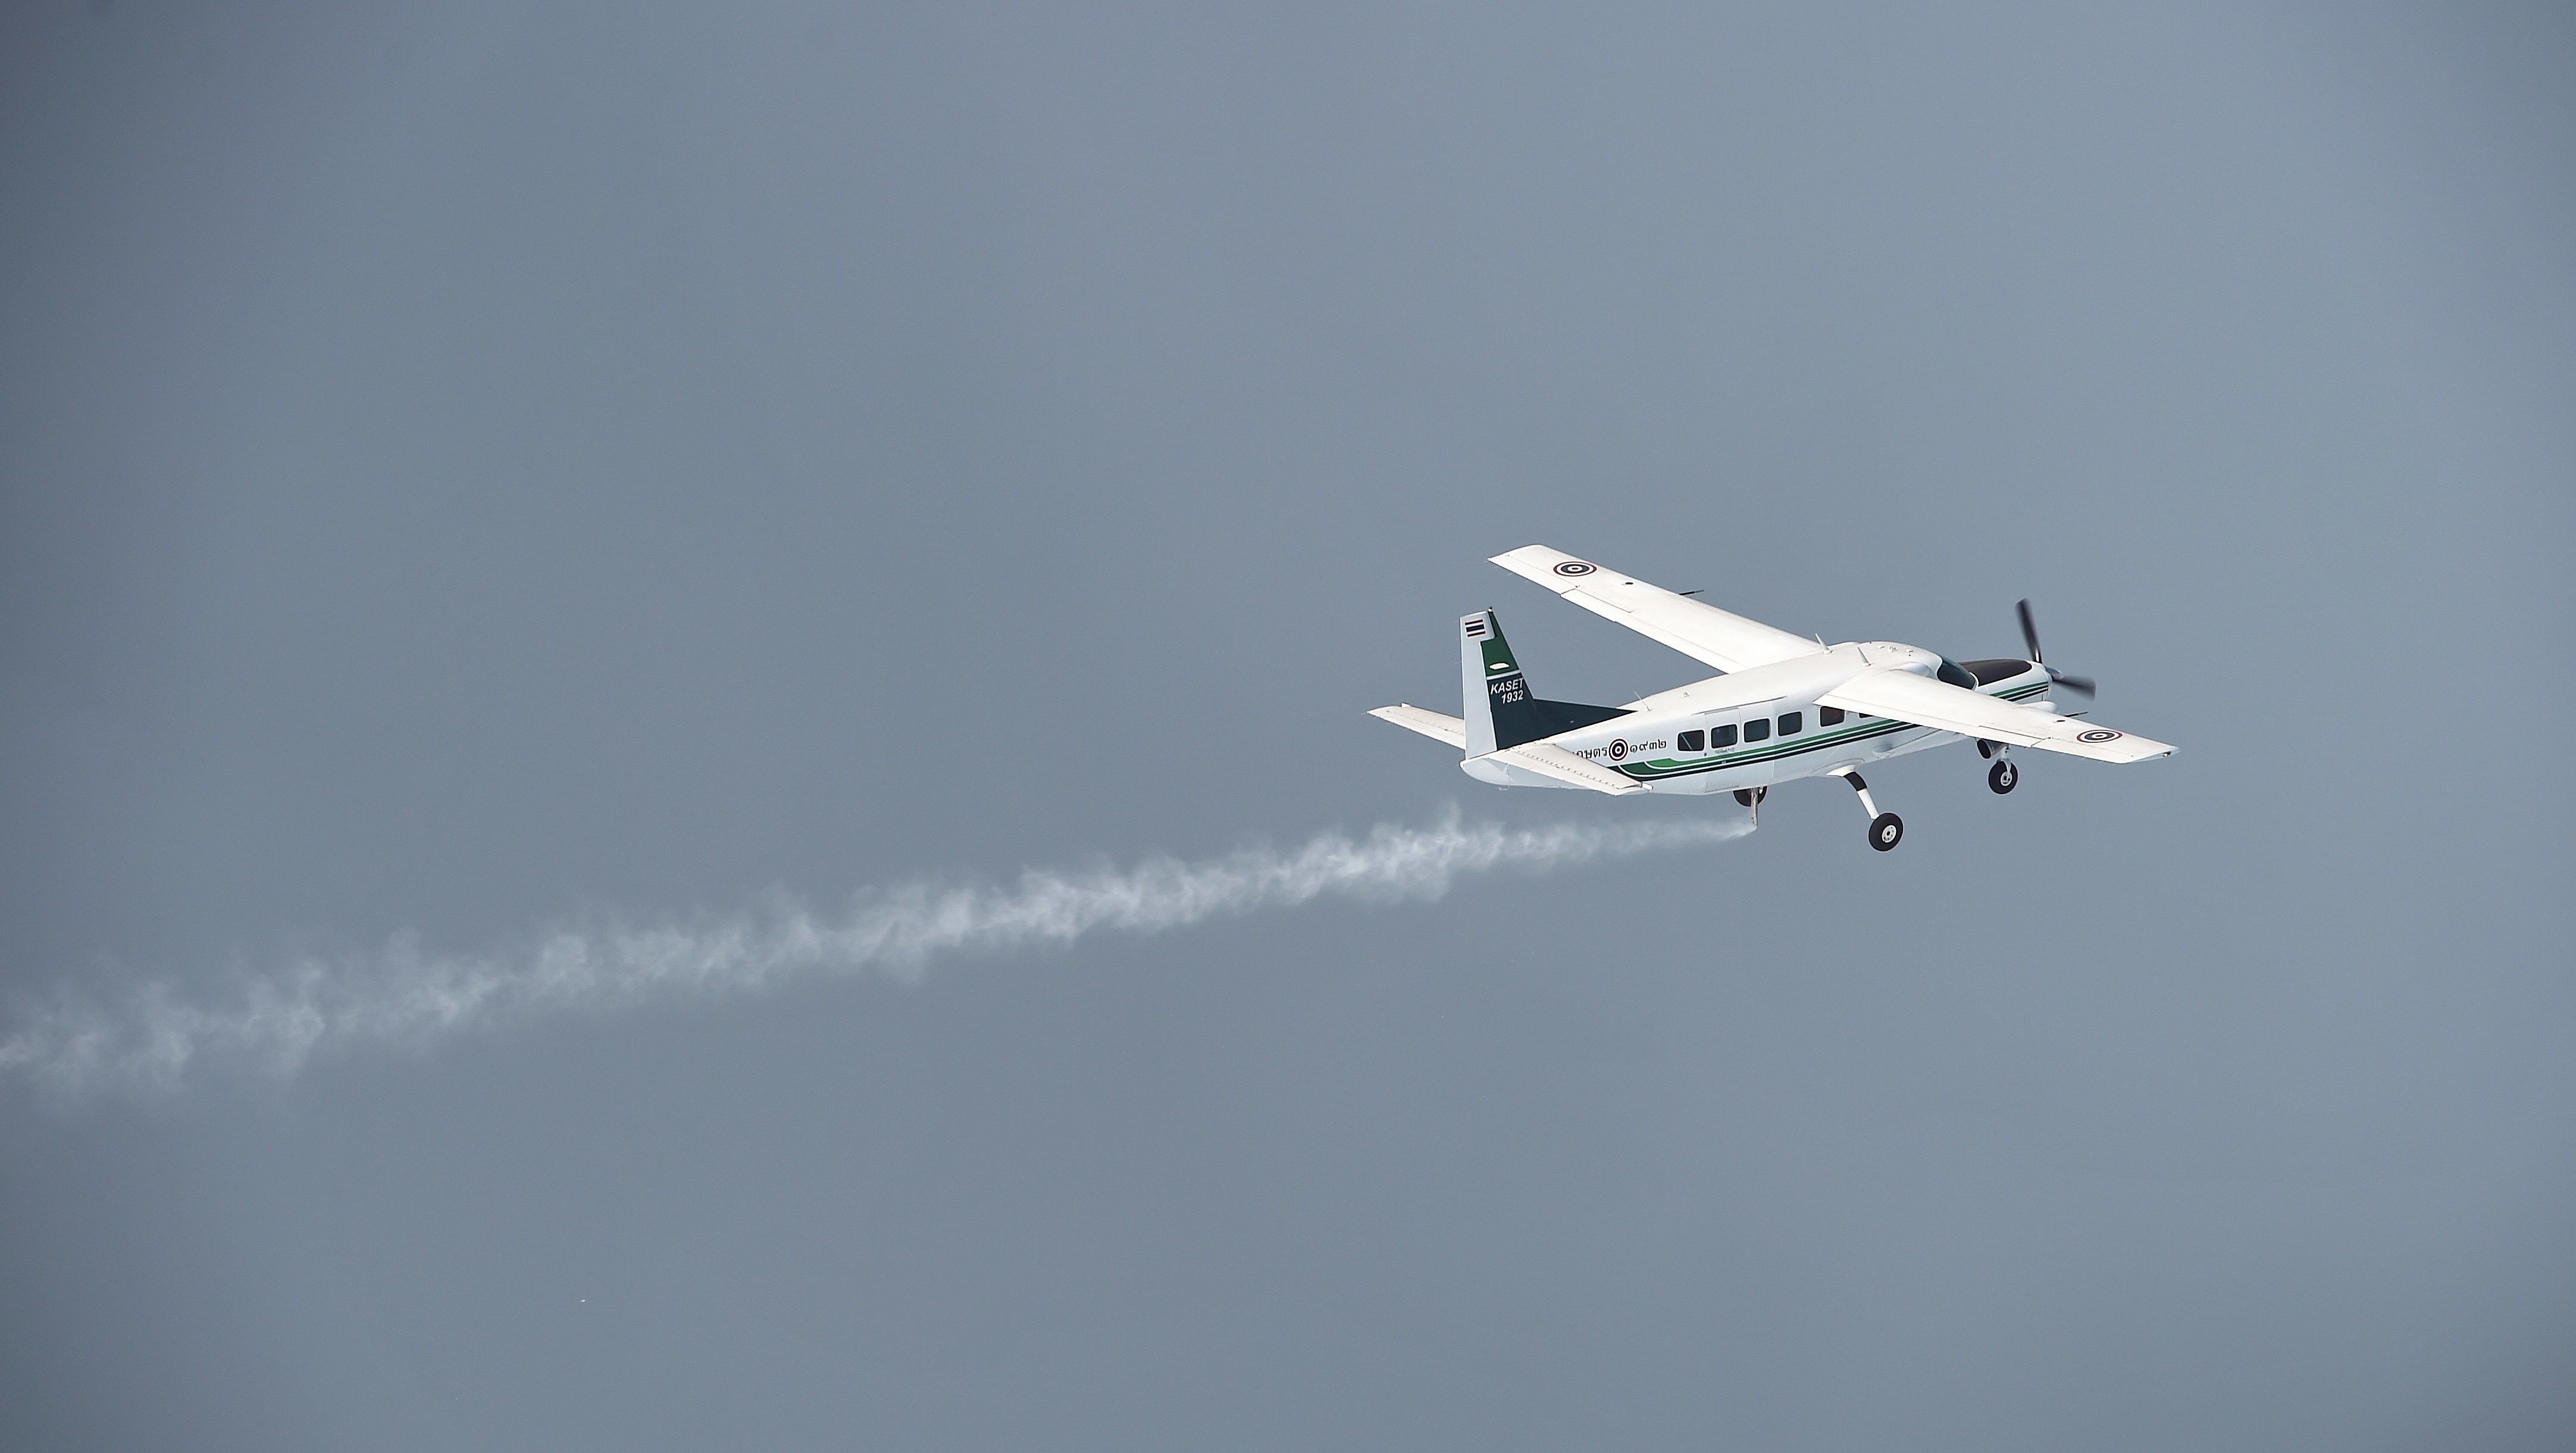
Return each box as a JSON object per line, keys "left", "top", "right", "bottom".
{"left": 2015, "top": 598, "right": 2097, "bottom": 698}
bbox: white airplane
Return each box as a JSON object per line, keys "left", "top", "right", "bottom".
{"left": 1370, "top": 546, "right": 2173, "bottom": 851}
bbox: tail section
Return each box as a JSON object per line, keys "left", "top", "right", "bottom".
{"left": 1458, "top": 611, "right": 1510, "bottom": 755}
{"left": 1459, "top": 611, "right": 1628, "bottom": 752}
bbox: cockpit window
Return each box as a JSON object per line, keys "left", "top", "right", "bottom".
{"left": 1936, "top": 657, "right": 1978, "bottom": 690}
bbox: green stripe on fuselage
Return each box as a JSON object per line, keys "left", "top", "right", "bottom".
{"left": 1613, "top": 681, "right": 2050, "bottom": 780}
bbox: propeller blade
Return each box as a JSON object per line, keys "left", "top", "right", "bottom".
{"left": 2015, "top": 598, "right": 2044, "bottom": 664}
{"left": 2048, "top": 670, "right": 2098, "bottom": 698}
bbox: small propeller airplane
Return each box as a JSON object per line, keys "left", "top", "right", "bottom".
{"left": 1370, "top": 546, "right": 2173, "bottom": 851}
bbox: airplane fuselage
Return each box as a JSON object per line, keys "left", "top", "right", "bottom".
{"left": 1461, "top": 643, "right": 2054, "bottom": 795}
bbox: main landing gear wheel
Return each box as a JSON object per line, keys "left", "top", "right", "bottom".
{"left": 1868, "top": 813, "right": 1904, "bottom": 852}
{"left": 1732, "top": 788, "right": 1766, "bottom": 808}
{"left": 1988, "top": 759, "right": 2017, "bottom": 795}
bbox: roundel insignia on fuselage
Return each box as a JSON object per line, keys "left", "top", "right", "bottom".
{"left": 1607, "top": 738, "right": 1628, "bottom": 761}
{"left": 1553, "top": 560, "right": 1598, "bottom": 577}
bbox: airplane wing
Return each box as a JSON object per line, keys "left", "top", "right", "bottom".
{"left": 1367, "top": 704, "right": 1465, "bottom": 748}
{"left": 1483, "top": 741, "right": 1650, "bottom": 795}
{"left": 1818, "top": 670, "right": 2176, "bottom": 764}
{"left": 1489, "top": 545, "right": 1826, "bottom": 674}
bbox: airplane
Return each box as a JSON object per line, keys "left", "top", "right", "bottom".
{"left": 1370, "top": 546, "right": 2173, "bottom": 851}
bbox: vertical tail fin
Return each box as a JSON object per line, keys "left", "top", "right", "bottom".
{"left": 1458, "top": 611, "right": 1513, "bottom": 755}
{"left": 1460, "top": 610, "right": 1630, "bottom": 753}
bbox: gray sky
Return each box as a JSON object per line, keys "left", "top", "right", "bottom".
{"left": 3, "top": 2, "right": 2571, "bottom": 1448}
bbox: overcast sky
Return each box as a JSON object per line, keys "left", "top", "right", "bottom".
{"left": 3, "top": 3, "right": 2571, "bottom": 1449}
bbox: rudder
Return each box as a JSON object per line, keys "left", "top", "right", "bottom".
{"left": 1458, "top": 610, "right": 1628, "bottom": 753}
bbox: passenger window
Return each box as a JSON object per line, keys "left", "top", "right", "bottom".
{"left": 1743, "top": 718, "right": 1770, "bottom": 743}
{"left": 1819, "top": 706, "right": 1844, "bottom": 726}
{"left": 1677, "top": 729, "right": 1705, "bottom": 752}
{"left": 1712, "top": 723, "right": 1737, "bottom": 748}
{"left": 1778, "top": 711, "right": 1802, "bottom": 736}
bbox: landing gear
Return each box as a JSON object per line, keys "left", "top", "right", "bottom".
{"left": 1987, "top": 758, "right": 2017, "bottom": 795}
{"left": 1833, "top": 770, "right": 1904, "bottom": 852}
{"left": 1731, "top": 788, "right": 1766, "bottom": 808}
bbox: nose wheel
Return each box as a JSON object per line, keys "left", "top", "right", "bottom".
{"left": 1988, "top": 758, "right": 2017, "bottom": 794}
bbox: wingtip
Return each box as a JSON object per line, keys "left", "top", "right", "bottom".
{"left": 1489, "top": 545, "right": 1585, "bottom": 584}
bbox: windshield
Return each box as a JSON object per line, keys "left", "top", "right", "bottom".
{"left": 1935, "top": 657, "right": 1978, "bottom": 690}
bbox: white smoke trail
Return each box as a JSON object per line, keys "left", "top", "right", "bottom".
{"left": 1, "top": 811, "right": 1746, "bottom": 1099}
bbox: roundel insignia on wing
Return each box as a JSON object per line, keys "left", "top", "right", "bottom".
{"left": 1607, "top": 739, "right": 1629, "bottom": 761}
{"left": 2077, "top": 729, "right": 2123, "bottom": 744}
{"left": 1552, "top": 560, "right": 1598, "bottom": 577}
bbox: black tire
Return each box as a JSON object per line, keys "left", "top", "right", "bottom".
{"left": 1988, "top": 759, "right": 2017, "bottom": 795}
{"left": 1732, "top": 787, "right": 1766, "bottom": 808}
{"left": 1867, "top": 812, "right": 1904, "bottom": 851}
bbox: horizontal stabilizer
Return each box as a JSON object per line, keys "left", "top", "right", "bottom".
{"left": 1369, "top": 704, "right": 1466, "bottom": 749}
{"left": 1481, "top": 741, "right": 1649, "bottom": 795}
